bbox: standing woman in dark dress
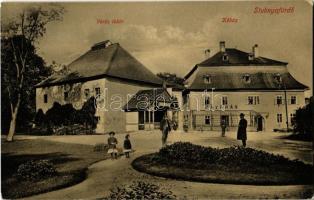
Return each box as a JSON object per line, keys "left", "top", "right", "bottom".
{"left": 237, "top": 113, "right": 247, "bottom": 147}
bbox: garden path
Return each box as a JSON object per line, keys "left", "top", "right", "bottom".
{"left": 19, "top": 131, "right": 312, "bottom": 199}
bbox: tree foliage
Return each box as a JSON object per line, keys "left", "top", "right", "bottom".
{"left": 293, "top": 97, "right": 313, "bottom": 138}
{"left": 1, "top": 5, "right": 64, "bottom": 140}
{"left": 1, "top": 36, "right": 52, "bottom": 133}
{"left": 156, "top": 72, "right": 185, "bottom": 86}
{"left": 34, "top": 97, "right": 98, "bottom": 134}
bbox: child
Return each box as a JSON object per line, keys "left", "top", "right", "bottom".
{"left": 123, "top": 134, "right": 132, "bottom": 158}
{"left": 107, "top": 131, "right": 118, "bottom": 159}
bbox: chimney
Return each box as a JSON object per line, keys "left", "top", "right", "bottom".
{"left": 204, "top": 49, "right": 211, "bottom": 59}
{"left": 91, "top": 40, "right": 112, "bottom": 50}
{"left": 252, "top": 44, "right": 259, "bottom": 58}
{"left": 219, "top": 41, "right": 226, "bottom": 52}
{"left": 162, "top": 81, "right": 167, "bottom": 89}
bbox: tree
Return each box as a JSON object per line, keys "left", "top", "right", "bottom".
{"left": 156, "top": 72, "right": 185, "bottom": 86}
{"left": 1, "top": 5, "right": 64, "bottom": 141}
{"left": 293, "top": 97, "right": 313, "bottom": 138}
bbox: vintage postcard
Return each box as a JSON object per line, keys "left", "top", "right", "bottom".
{"left": 1, "top": 1, "right": 313, "bottom": 199}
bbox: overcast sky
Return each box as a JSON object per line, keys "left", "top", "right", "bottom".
{"left": 2, "top": 1, "right": 313, "bottom": 96}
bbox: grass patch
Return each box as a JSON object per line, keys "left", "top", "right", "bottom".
{"left": 1, "top": 139, "right": 108, "bottom": 199}
{"left": 132, "top": 142, "right": 313, "bottom": 185}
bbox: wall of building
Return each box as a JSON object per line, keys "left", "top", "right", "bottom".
{"left": 186, "top": 90, "right": 305, "bottom": 131}
{"left": 172, "top": 90, "right": 184, "bottom": 130}
{"left": 103, "top": 78, "right": 156, "bottom": 133}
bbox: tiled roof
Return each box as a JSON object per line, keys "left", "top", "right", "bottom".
{"left": 187, "top": 70, "right": 308, "bottom": 91}
{"left": 36, "top": 42, "right": 162, "bottom": 87}
{"left": 185, "top": 47, "right": 308, "bottom": 91}
{"left": 123, "top": 88, "right": 173, "bottom": 111}
{"left": 199, "top": 48, "right": 288, "bottom": 66}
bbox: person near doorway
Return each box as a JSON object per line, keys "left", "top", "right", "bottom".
{"left": 107, "top": 131, "right": 118, "bottom": 159}
{"left": 123, "top": 134, "right": 132, "bottom": 158}
{"left": 160, "top": 113, "right": 171, "bottom": 147}
{"left": 237, "top": 113, "right": 247, "bottom": 147}
{"left": 221, "top": 119, "right": 227, "bottom": 137}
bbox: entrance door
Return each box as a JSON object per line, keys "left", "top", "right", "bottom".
{"left": 257, "top": 116, "right": 263, "bottom": 131}
{"left": 138, "top": 111, "right": 145, "bottom": 130}
{"left": 221, "top": 115, "right": 229, "bottom": 126}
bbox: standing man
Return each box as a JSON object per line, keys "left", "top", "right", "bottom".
{"left": 160, "top": 113, "right": 171, "bottom": 147}
{"left": 237, "top": 113, "right": 247, "bottom": 147}
{"left": 221, "top": 118, "right": 227, "bottom": 137}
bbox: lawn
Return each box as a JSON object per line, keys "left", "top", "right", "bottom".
{"left": 1, "top": 138, "right": 108, "bottom": 199}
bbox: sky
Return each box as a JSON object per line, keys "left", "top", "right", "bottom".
{"left": 2, "top": 1, "right": 313, "bottom": 96}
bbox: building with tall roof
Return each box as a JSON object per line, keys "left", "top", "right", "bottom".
{"left": 184, "top": 41, "right": 308, "bottom": 131}
{"left": 35, "top": 40, "right": 165, "bottom": 133}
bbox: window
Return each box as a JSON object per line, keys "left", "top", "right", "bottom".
{"left": 203, "top": 75, "right": 211, "bottom": 84}
{"left": 243, "top": 74, "right": 251, "bottom": 83}
{"left": 290, "top": 96, "right": 297, "bottom": 105}
{"left": 276, "top": 95, "right": 283, "bottom": 105}
{"left": 277, "top": 113, "right": 282, "bottom": 123}
{"left": 248, "top": 53, "right": 254, "bottom": 61}
{"left": 222, "top": 53, "right": 228, "bottom": 61}
{"left": 44, "top": 94, "right": 48, "bottom": 103}
{"left": 290, "top": 113, "right": 296, "bottom": 124}
{"left": 64, "top": 92, "right": 69, "bottom": 101}
{"left": 222, "top": 96, "right": 228, "bottom": 105}
{"left": 205, "top": 115, "right": 211, "bottom": 125}
{"left": 248, "top": 96, "right": 259, "bottom": 105}
{"left": 204, "top": 96, "right": 211, "bottom": 108}
{"left": 84, "top": 89, "right": 90, "bottom": 99}
{"left": 95, "top": 87, "right": 101, "bottom": 97}
{"left": 274, "top": 73, "right": 282, "bottom": 83}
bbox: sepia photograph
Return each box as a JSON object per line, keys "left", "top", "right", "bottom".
{"left": 1, "top": 1, "right": 313, "bottom": 199}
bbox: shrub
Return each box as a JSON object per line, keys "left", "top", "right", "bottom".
{"left": 15, "top": 160, "right": 57, "bottom": 181}
{"left": 101, "top": 181, "right": 176, "bottom": 200}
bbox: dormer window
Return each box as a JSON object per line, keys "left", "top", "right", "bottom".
{"left": 203, "top": 75, "right": 211, "bottom": 84}
{"left": 242, "top": 74, "right": 251, "bottom": 83}
{"left": 274, "top": 73, "right": 282, "bottom": 83}
{"left": 222, "top": 53, "right": 229, "bottom": 62}
{"left": 248, "top": 53, "right": 254, "bottom": 61}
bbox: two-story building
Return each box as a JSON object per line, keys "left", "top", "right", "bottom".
{"left": 35, "top": 40, "right": 164, "bottom": 133}
{"left": 183, "top": 41, "right": 308, "bottom": 131}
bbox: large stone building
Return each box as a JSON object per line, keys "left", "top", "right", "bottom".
{"left": 35, "top": 40, "right": 164, "bottom": 133}
{"left": 183, "top": 41, "right": 309, "bottom": 132}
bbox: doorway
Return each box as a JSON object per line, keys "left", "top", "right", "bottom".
{"left": 221, "top": 115, "right": 229, "bottom": 126}
{"left": 257, "top": 116, "right": 263, "bottom": 131}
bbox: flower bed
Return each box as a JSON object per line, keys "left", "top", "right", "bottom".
{"left": 132, "top": 142, "right": 313, "bottom": 185}
{"left": 100, "top": 181, "right": 176, "bottom": 200}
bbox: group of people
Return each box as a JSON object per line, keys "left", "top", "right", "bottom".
{"left": 106, "top": 112, "right": 248, "bottom": 159}
{"left": 107, "top": 132, "right": 132, "bottom": 159}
